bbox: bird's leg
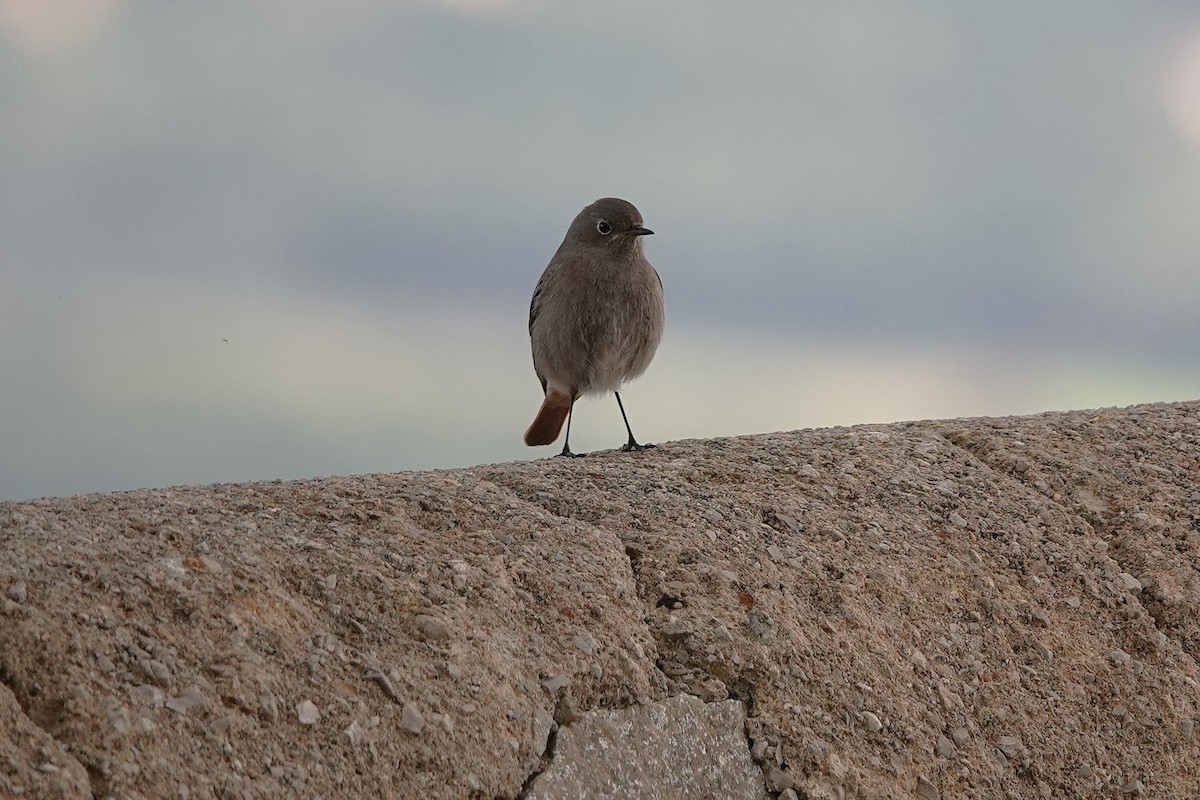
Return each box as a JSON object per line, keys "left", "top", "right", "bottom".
{"left": 557, "top": 394, "right": 585, "bottom": 458}
{"left": 615, "top": 391, "right": 655, "bottom": 452}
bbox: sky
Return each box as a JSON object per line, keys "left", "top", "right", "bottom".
{"left": 3, "top": 0, "right": 1200, "bottom": 501}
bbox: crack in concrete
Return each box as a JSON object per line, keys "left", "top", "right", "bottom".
{"left": 728, "top": 681, "right": 781, "bottom": 797}
{"left": 472, "top": 473, "right": 680, "bottom": 687}
{"left": 0, "top": 661, "right": 96, "bottom": 798}
{"left": 610, "top": 516, "right": 780, "bottom": 798}
{"left": 932, "top": 427, "right": 1200, "bottom": 664}
{"left": 481, "top": 474, "right": 783, "bottom": 798}
{"left": 515, "top": 723, "right": 559, "bottom": 799}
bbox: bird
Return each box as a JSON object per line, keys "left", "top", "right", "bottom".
{"left": 524, "top": 197, "right": 665, "bottom": 457}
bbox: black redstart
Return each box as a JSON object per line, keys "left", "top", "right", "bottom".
{"left": 524, "top": 198, "right": 665, "bottom": 457}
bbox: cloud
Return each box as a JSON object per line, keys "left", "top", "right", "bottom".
{"left": 1160, "top": 27, "right": 1200, "bottom": 146}
{"left": 4, "top": 279, "right": 1193, "bottom": 502}
{"left": 636, "top": 326, "right": 1200, "bottom": 447}
{"left": 0, "top": 284, "right": 532, "bottom": 500}
{"left": 2, "top": 1, "right": 1198, "bottom": 500}
{"left": 0, "top": 0, "right": 122, "bottom": 54}
{"left": 430, "top": 0, "right": 544, "bottom": 13}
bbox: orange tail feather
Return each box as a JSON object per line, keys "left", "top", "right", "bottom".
{"left": 524, "top": 390, "right": 572, "bottom": 446}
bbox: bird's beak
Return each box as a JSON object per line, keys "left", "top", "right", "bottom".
{"left": 631, "top": 226, "right": 654, "bottom": 236}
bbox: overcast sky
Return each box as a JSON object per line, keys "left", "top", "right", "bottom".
{"left": 3, "top": 0, "right": 1200, "bottom": 501}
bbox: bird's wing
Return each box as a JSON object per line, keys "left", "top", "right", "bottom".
{"left": 528, "top": 273, "right": 550, "bottom": 393}
{"left": 528, "top": 280, "right": 543, "bottom": 337}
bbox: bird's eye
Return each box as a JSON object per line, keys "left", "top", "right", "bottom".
{"left": 596, "top": 220, "right": 612, "bottom": 235}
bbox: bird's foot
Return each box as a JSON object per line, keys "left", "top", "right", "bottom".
{"left": 621, "top": 440, "right": 656, "bottom": 453}
{"left": 556, "top": 446, "right": 586, "bottom": 458}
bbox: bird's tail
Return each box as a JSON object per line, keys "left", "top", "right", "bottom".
{"left": 524, "top": 389, "right": 572, "bottom": 446}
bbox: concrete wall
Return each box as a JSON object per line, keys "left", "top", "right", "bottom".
{"left": 2, "top": 401, "right": 1198, "bottom": 798}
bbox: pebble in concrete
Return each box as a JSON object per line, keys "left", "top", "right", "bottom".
{"left": 296, "top": 700, "right": 320, "bottom": 725}
{"left": 401, "top": 703, "right": 425, "bottom": 734}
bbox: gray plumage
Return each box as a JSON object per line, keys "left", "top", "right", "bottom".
{"left": 524, "top": 198, "right": 665, "bottom": 454}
